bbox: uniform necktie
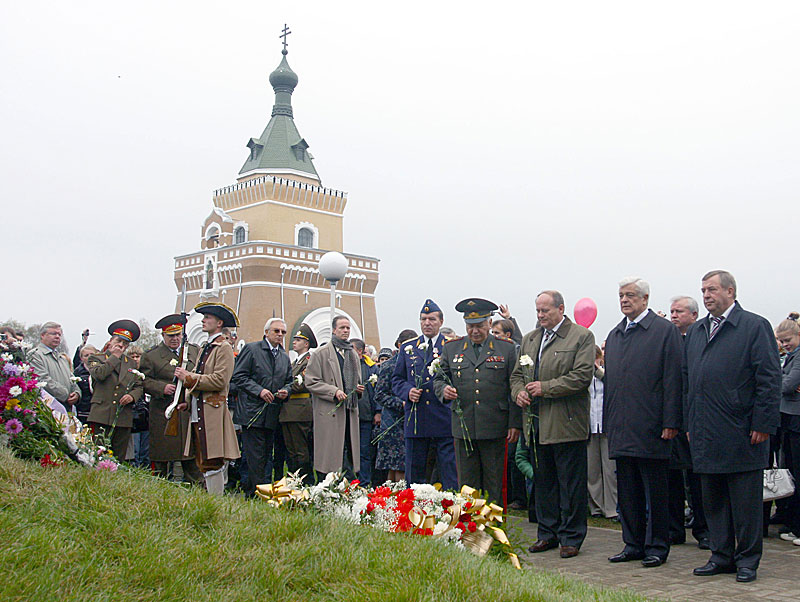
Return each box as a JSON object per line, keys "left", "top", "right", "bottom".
{"left": 709, "top": 316, "right": 723, "bottom": 340}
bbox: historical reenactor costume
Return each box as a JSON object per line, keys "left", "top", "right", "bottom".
{"left": 178, "top": 303, "right": 241, "bottom": 495}
{"left": 87, "top": 320, "right": 144, "bottom": 460}
{"left": 392, "top": 299, "right": 457, "bottom": 491}
{"left": 279, "top": 323, "right": 317, "bottom": 482}
{"left": 434, "top": 298, "right": 521, "bottom": 504}
{"left": 139, "top": 313, "right": 203, "bottom": 483}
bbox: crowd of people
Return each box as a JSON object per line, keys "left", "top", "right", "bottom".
{"left": 9, "top": 268, "right": 797, "bottom": 584}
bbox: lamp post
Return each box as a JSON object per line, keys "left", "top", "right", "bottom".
{"left": 318, "top": 251, "right": 348, "bottom": 342}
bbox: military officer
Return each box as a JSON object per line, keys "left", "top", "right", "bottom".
{"left": 87, "top": 319, "right": 144, "bottom": 460}
{"left": 279, "top": 323, "right": 317, "bottom": 482}
{"left": 175, "top": 303, "right": 241, "bottom": 495}
{"left": 392, "top": 299, "right": 458, "bottom": 490}
{"left": 434, "top": 298, "right": 521, "bottom": 504}
{"left": 139, "top": 314, "right": 203, "bottom": 483}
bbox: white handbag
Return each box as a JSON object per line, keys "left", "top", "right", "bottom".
{"left": 763, "top": 466, "right": 795, "bottom": 502}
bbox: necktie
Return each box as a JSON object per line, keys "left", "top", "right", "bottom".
{"left": 539, "top": 330, "right": 555, "bottom": 360}
{"left": 709, "top": 316, "right": 723, "bottom": 340}
{"left": 272, "top": 348, "right": 278, "bottom": 359}
{"left": 625, "top": 321, "right": 637, "bottom": 332}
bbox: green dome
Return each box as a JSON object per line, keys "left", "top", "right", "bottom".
{"left": 269, "top": 50, "right": 298, "bottom": 91}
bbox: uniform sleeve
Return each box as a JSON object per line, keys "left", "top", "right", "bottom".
{"left": 540, "top": 330, "right": 596, "bottom": 399}
{"left": 280, "top": 356, "right": 293, "bottom": 395}
{"left": 187, "top": 345, "right": 234, "bottom": 393}
{"left": 432, "top": 346, "right": 453, "bottom": 404}
{"left": 140, "top": 352, "right": 171, "bottom": 397}
{"left": 88, "top": 353, "right": 121, "bottom": 383}
{"left": 750, "top": 319, "right": 782, "bottom": 434}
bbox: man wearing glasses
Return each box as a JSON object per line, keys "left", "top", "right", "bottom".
{"left": 231, "top": 318, "right": 293, "bottom": 496}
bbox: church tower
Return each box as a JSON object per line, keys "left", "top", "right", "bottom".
{"left": 173, "top": 30, "right": 381, "bottom": 348}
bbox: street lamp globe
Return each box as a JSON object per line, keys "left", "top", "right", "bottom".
{"left": 318, "top": 251, "right": 348, "bottom": 283}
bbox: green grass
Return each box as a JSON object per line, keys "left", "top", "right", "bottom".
{"left": 0, "top": 448, "right": 652, "bottom": 602}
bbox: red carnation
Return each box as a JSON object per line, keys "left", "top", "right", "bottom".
{"left": 366, "top": 502, "right": 376, "bottom": 513}
{"left": 350, "top": 479, "right": 361, "bottom": 487}
{"left": 441, "top": 498, "right": 454, "bottom": 509}
{"left": 467, "top": 521, "right": 477, "bottom": 533}
{"left": 396, "top": 488, "right": 415, "bottom": 503}
{"left": 455, "top": 522, "right": 466, "bottom": 532}
{"left": 464, "top": 501, "right": 473, "bottom": 510}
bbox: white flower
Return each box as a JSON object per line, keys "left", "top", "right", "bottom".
{"left": 295, "top": 374, "right": 303, "bottom": 385}
{"left": 8, "top": 386, "right": 22, "bottom": 397}
{"left": 418, "top": 341, "right": 429, "bottom": 351}
{"left": 404, "top": 345, "right": 413, "bottom": 353}
{"left": 129, "top": 369, "right": 146, "bottom": 380}
{"left": 20, "top": 341, "right": 32, "bottom": 351}
{"left": 19, "top": 363, "right": 32, "bottom": 373}
{"left": 1, "top": 353, "right": 12, "bottom": 361}
{"left": 368, "top": 374, "right": 378, "bottom": 386}
{"left": 36, "top": 381, "right": 48, "bottom": 389}
{"left": 519, "top": 354, "right": 534, "bottom": 367}
{"left": 427, "top": 358, "right": 441, "bottom": 376}
{"left": 169, "top": 358, "right": 178, "bottom": 366}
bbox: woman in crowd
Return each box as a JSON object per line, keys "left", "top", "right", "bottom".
{"left": 775, "top": 315, "right": 800, "bottom": 545}
{"left": 73, "top": 344, "right": 98, "bottom": 423}
{"left": 587, "top": 344, "right": 617, "bottom": 519}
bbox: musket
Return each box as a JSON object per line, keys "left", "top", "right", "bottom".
{"left": 164, "top": 281, "right": 188, "bottom": 435}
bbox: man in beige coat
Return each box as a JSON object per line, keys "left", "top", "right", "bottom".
{"left": 28, "top": 322, "right": 81, "bottom": 411}
{"left": 176, "top": 303, "right": 241, "bottom": 495}
{"left": 304, "top": 316, "right": 364, "bottom": 480}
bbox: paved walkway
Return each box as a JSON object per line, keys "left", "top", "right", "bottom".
{"left": 514, "top": 520, "right": 800, "bottom": 601}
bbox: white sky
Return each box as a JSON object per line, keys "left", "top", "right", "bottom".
{"left": 2, "top": 1, "right": 799, "bottom": 349}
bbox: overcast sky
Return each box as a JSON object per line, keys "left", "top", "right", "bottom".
{"left": 2, "top": 1, "right": 799, "bottom": 350}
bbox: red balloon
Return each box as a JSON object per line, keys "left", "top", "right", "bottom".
{"left": 574, "top": 298, "right": 598, "bottom": 328}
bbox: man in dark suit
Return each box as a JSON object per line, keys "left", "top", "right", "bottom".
{"left": 604, "top": 277, "right": 682, "bottom": 568}
{"left": 434, "top": 298, "right": 520, "bottom": 504}
{"left": 685, "top": 270, "right": 781, "bottom": 583}
{"left": 231, "top": 317, "right": 293, "bottom": 495}
{"left": 392, "top": 299, "right": 457, "bottom": 491}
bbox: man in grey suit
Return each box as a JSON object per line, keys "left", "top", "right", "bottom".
{"left": 510, "top": 291, "right": 595, "bottom": 558}
{"left": 685, "top": 270, "right": 781, "bottom": 583}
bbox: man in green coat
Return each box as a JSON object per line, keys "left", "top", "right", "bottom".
{"left": 434, "top": 298, "right": 520, "bottom": 504}
{"left": 139, "top": 314, "right": 203, "bottom": 483}
{"left": 510, "top": 291, "right": 595, "bottom": 559}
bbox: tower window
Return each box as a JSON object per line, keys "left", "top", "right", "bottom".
{"left": 206, "top": 226, "right": 219, "bottom": 248}
{"left": 234, "top": 226, "right": 246, "bottom": 244}
{"left": 205, "top": 260, "right": 214, "bottom": 289}
{"left": 298, "top": 227, "right": 314, "bottom": 248}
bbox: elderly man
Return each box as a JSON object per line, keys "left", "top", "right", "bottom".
{"left": 175, "top": 303, "right": 241, "bottom": 495}
{"left": 668, "top": 296, "right": 709, "bottom": 550}
{"left": 305, "top": 316, "right": 365, "bottom": 480}
{"left": 28, "top": 322, "right": 81, "bottom": 412}
{"left": 231, "top": 318, "right": 293, "bottom": 495}
{"left": 139, "top": 314, "right": 203, "bottom": 484}
{"left": 511, "top": 291, "right": 595, "bottom": 558}
{"left": 685, "top": 271, "right": 781, "bottom": 583}
{"left": 604, "top": 278, "right": 682, "bottom": 568}
{"left": 392, "top": 299, "right": 457, "bottom": 490}
{"left": 435, "top": 298, "right": 520, "bottom": 504}
{"left": 86, "top": 320, "right": 143, "bottom": 459}
{"left": 279, "top": 323, "right": 317, "bottom": 482}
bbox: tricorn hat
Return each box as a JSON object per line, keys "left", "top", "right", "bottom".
{"left": 455, "top": 298, "right": 498, "bottom": 324}
{"left": 194, "top": 302, "right": 239, "bottom": 328}
{"left": 108, "top": 319, "right": 140, "bottom": 342}
{"left": 154, "top": 313, "right": 186, "bottom": 335}
{"left": 292, "top": 323, "right": 318, "bottom": 349}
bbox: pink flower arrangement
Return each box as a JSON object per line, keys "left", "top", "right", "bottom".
{"left": 95, "top": 459, "right": 119, "bottom": 472}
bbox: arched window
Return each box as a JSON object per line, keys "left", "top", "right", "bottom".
{"left": 234, "top": 226, "right": 246, "bottom": 245}
{"left": 298, "top": 227, "right": 314, "bottom": 248}
{"left": 205, "top": 261, "right": 214, "bottom": 289}
{"left": 206, "top": 226, "right": 219, "bottom": 248}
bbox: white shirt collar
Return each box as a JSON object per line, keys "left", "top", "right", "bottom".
{"left": 549, "top": 317, "right": 566, "bottom": 333}
{"left": 626, "top": 308, "right": 649, "bottom": 327}
{"left": 710, "top": 303, "right": 735, "bottom": 322}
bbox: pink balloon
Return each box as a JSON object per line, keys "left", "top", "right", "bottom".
{"left": 574, "top": 298, "right": 598, "bottom": 328}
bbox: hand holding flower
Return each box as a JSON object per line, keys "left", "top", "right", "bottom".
{"left": 443, "top": 385, "right": 458, "bottom": 401}
{"left": 355, "top": 384, "right": 365, "bottom": 395}
{"left": 119, "top": 394, "right": 134, "bottom": 406}
{"left": 525, "top": 381, "right": 543, "bottom": 397}
{"left": 408, "top": 387, "right": 422, "bottom": 403}
{"left": 515, "top": 391, "right": 531, "bottom": 407}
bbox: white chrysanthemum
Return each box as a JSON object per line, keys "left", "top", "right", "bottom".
{"left": 519, "top": 354, "right": 534, "bottom": 367}
{"left": 1, "top": 353, "right": 12, "bottom": 361}
{"left": 8, "top": 386, "right": 22, "bottom": 397}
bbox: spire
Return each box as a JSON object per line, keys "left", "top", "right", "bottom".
{"left": 238, "top": 25, "right": 319, "bottom": 182}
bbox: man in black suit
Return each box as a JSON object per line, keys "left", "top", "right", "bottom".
{"left": 685, "top": 270, "right": 781, "bottom": 583}
{"left": 604, "top": 277, "right": 682, "bottom": 568}
{"left": 231, "top": 318, "right": 293, "bottom": 495}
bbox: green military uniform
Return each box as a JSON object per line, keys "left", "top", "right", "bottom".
{"left": 140, "top": 341, "right": 202, "bottom": 482}
{"left": 86, "top": 351, "right": 144, "bottom": 459}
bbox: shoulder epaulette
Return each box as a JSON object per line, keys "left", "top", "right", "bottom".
{"left": 443, "top": 336, "right": 464, "bottom": 345}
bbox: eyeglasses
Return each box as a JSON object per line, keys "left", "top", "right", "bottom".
{"left": 271, "top": 329, "right": 287, "bottom": 334}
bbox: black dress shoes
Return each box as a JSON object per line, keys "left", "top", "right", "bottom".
{"left": 608, "top": 550, "right": 645, "bottom": 563}
{"left": 696, "top": 537, "right": 710, "bottom": 550}
{"left": 641, "top": 555, "right": 664, "bottom": 568}
{"left": 736, "top": 567, "right": 757, "bottom": 583}
{"left": 528, "top": 539, "right": 558, "bottom": 553}
{"left": 693, "top": 561, "right": 736, "bottom": 576}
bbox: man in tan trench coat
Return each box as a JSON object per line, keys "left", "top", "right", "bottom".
{"left": 176, "top": 303, "right": 241, "bottom": 495}
{"left": 304, "top": 316, "right": 364, "bottom": 480}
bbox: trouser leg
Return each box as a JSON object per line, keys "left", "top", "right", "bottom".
{"left": 600, "top": 435, "right": 618, "bottom": 518}
{"left": 341, "top": 417, "right": 356, "bottom": 481}
{"left": 783, "top": 430, "right": 800, "bottom": 536}
{"left": 272, "top": 424, "right": 287, "bottom": 481}
{"left": 667, "top": 468, "right": 687, "bottom": 543}
{"left": 478, "top": 438, "right": 506, "bottom": 505}
{"left": 553, "top": 440, "right": 588, "bottom": 548}
{"left": 534, "top": 442, "right": 559, "bottom": 542}
{"left": 405, "top": 438, "right": 430, "bottom": 485}
{"left": 433, "top": 436, "right": 458, "bottom": 491}
{"left": 152, "top": 460, "right": 171, "bottom": 479}
{"left": 687, "top": 469, "right": 709, "bottom": 540}
{"left": 728, "top": 469, "right": 764, "bottom": 570}
{"left": 508, "top": 439, "right": 527, "bottom": 505}
{"left": 702, "top": 473, "right": 736, "bottom": 567}
{"left": 455, "top": 438, "right": 482, "bottom": 492}
{"left": 616, "top": 456, "right": 647, "bottom": 555}
{"left": 241, "top": 426, "right": 273, "bottom": 495}
{"left": 282, "top": 421, "right": 313, "bottom": 481}
{"left": 641, "top": 458, "right": 671, "bottom": 559}
{"left": 587, "top": 434, "right": 603, "bottom": 516}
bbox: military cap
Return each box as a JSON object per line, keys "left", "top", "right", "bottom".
{"left": 194, "top": 302, "right": 239, "bottom": 328}
{"left": 108, "top": 319, "right": 140, "bottom": 342}
{"left": 455, "top": 298, "right": 498, "bottom": 324}
{"left": 154, "top": 313, "right": 186, "bottom": 335}
{"left": 292, "top": 322, "right": 318, "bottom": 349}
{"left": 378, "top": 347, "right": 393, "bottom": 360}
{"left": 420, "top": 299, "right": 442, "bottom": 315}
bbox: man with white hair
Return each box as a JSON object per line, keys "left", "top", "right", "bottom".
{"left": 28, "top": 321, "right": 81, "bottom": 412}
{"left": 604, "top": 277, "right": 682, "bottom": 568}
{"left": 231, "top": 317, "right": 293, "bottom": 496}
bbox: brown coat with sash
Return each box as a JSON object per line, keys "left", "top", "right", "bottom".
{"left": 280, "top": 351, "right": 313, "bottom": 423}
{"left": 86, "top": 352, "right": 144, "bottom": 428}
{"left": 182, "top": 335, "right": 240, "bottom": 461}
{"left": 304, "top": 342, "right": 362, "bottom": 474}
{"left": 140, "top": 341, "right": 198, "bottom": 462}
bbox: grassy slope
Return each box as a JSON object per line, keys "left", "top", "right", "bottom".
{"left": 0, "top": 449, "right": 650, "bottom": 602}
